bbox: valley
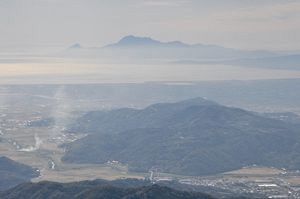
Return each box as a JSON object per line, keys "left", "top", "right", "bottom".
{"left": 1, "top": 82, "right": 300, "bottom": 198}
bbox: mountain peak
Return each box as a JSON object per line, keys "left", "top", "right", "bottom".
{"left": 104, "top": 35, "right": 194, "bottom": 48}
{"left": 117, "top": 35, "right": 161, "bottom": 46}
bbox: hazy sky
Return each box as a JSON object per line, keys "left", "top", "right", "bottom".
{"left": 1, "top": 0, "right": 300, "bottom": 51}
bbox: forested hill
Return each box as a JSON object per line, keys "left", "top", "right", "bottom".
{"left": 0, "top": 156, "right": 39, "bottom": 191}
{"left": 0, "top": 180, "right": 215, "bottom": 199}
{"left": 64, "top": 98, "right": 300, "bottom": 176}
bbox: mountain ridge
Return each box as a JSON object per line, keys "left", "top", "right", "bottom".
{"left": 64, "top": 98, "right": 300, "bottom": 176}
{"left": 0, "top": 156, "right": 40, "bottom": 191}
{"left": 0, "top": 180, "right": 215, "bottom": 199}
{"left": 65, "top": 35, "right": 277, "bottom": 61}
{"left": 105, "top": 35, "right": 195, "bottom": 48}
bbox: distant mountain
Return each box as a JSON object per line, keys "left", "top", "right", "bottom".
{"left": 0, "top": 157, "right": 39, "bottom": 191}
{"left": 102, "top": 35, "right": 276, "bottom": 61}
{"left": 63, "top": 35, "right": 297, "bottom": 69}
{"left": 63, "top": 98, "right": 300, "bottom": 176}
{"left": 0, "top": 180, "right": 214, "bottom": 199}
{"left": 62, "top": 35, "right": 276, "bottom": 61}
{"left": 107, "top": 35, "right": 161, "bottom": 47}
{"left": 105, "top": 35, "right": 191, "bottom": 48}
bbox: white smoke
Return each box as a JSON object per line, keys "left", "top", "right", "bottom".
{"left": 35, "top": 133, "right": 43, "bottom": 149}
{"left": 19, "top": 133, "right": 43, "bottom": 152}
{"left": 50, "top": 86, "right": 74, "bottom": 139}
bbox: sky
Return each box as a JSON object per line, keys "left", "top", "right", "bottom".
{"left": 0, "top": 0, "right": 300, "bottom": 52}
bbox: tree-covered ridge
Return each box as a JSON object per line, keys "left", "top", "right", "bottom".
{"left": 0, "top": 156, "right": 39, "bottom": 191}
{"left": 64, "top": 98, "right": 300, "bottom": 175}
